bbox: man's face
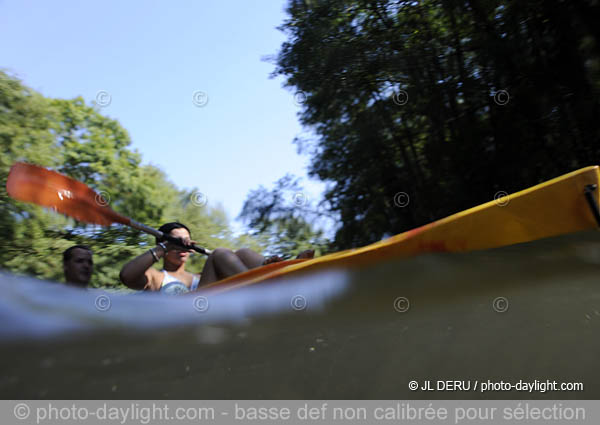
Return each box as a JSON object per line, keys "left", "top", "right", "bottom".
{"left": 64, "top": 248, "right": 93, "bottom": 286}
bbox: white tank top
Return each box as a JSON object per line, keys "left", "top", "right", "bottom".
{"left": 161, "top": 270, "right": 200, "bottom": 291}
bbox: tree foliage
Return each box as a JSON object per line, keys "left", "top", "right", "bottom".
{"left": 239, "top": 175, "right": 330, "bottom": 257}
{"left": 273, "top": 0, "right": 600, "bottom": 249}
{"left": 0, "top": 70, "right": 262, "bottom": 288}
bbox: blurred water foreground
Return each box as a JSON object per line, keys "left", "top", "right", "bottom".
{"left": 1, "top": 230, "right": 600, "bottom": 399}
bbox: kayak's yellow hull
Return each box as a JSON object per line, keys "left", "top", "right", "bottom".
{"left": 202, "top": 166, "right": 600, "bottom": 292}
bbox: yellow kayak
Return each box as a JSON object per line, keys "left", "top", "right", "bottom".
{"left": 202, "top": 166, "right": 600, "bottom": 292}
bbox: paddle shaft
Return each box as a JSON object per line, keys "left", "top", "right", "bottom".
{"left": 128, "top": 220, "right": 212, "bottom": 256}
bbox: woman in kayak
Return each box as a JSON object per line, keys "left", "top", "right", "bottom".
{"left": 119, "top": 222, "right": 312, "bottom": 291}
{"left": 120, "top": 222, "right": 264, "bottom": 291}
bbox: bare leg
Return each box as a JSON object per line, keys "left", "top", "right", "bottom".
{"left": 199, "top": 248, "right": 250, "bottom": 286}
{"left": 199, "top": 248, "right": 288, "bottom": 287}
{"left": 198, "top": 253, "right": 219, "bottom": 286}
{"left": 235, "top": 248, "right": 265, "bottom": 269}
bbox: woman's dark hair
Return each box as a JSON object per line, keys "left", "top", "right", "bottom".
{"left": 156, "top": 222, "right": 191, "bottom": 244}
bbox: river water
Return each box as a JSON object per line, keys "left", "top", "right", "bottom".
{"left": 2, "top": 230, "right": 600, "bottom": 399}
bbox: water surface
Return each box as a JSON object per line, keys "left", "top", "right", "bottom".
{"left": 2, "top": 231, "right": 600, "bottom": 399}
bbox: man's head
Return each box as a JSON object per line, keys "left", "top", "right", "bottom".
{"left": 63, "top": 245, "right": 93, "bottom": 287}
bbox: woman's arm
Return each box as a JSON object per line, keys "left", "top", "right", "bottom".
{"left": 119, "top": 244, "right": 167, "bottom": 290}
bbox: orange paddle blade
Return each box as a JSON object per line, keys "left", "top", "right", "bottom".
{"left": 6, "top": 162, "right": 131, "bottom": 226}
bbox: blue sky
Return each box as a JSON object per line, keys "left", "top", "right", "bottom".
{"left": 1, "top": 0, "right": 329, "bottom": 234}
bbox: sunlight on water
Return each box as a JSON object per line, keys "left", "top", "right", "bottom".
{"left": 0, "top": 269, "right": 350, "bottom": 341}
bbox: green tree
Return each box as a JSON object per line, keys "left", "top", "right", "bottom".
{"left": 0, "top": 70, "right": 251, "bottom": 287}
{"left": 272, "top": 0, "right": 600, "bottom": 249}
{"left": 239, "top": 175, "right": 331, "bottom": 257}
